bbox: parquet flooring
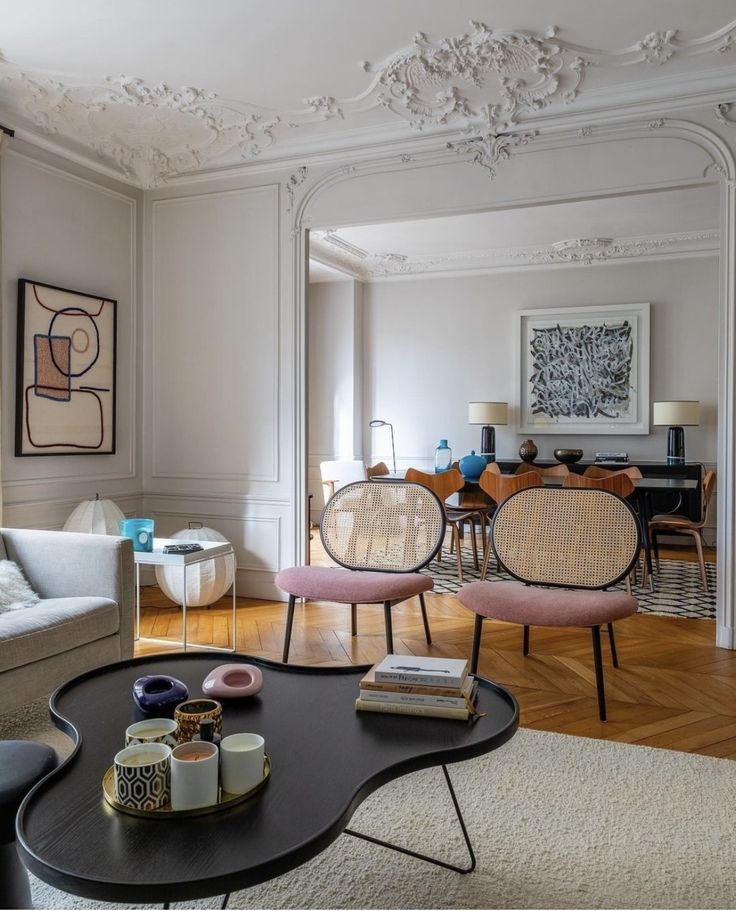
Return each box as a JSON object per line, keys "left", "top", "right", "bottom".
{"left": 136, "top": 542, "right": 736, "bottom": 761}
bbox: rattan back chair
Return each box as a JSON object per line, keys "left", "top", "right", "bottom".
{"left": 276, "top": 481, "right": 445, "bottom": 662}
{"left": 458, "top": 486, "right": 641, "bottom": 721}
{"left": 404, "top": 467, "right": 483, "bottom": 581}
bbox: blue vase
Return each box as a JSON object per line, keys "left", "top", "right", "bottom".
{"left": 133, "top": 675, "right": 189, "bottom": 717}
{"left": 459, "top": 450, "right": 486, "bottom": 483}
{"left": 434, "top": 439, "right": 452, "bottom": 473}
{"left": 120, "top": 518, "right": 155, "bottom": 552}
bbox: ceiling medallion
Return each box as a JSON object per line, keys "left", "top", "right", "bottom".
{"left": 0, "top": 19, "right": 734, "bottom": 185}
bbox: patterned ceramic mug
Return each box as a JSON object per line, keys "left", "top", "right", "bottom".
{"left": 125, "top": 718, "right": 179, "bottom": 748}
{"left": 114, "top": 742, "right": 171, "bottom": 811}
{"left": 174, "top": 698, "right": 223, "bottom": 743}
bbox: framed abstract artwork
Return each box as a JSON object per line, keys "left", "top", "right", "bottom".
{"left": 15, "top": 279, "right": 117, "bottom": 456}
{"left": 517, "top": 303, "right": 650, "bottom": 435}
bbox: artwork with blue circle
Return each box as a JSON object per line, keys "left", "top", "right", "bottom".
{"left": 15, "top": 279, "right": 117, "bottom": 455}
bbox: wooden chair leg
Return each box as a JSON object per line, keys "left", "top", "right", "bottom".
{"left": 591, "top": 625, "right": 607, "bottom": 722}
{"left": 470, "top": 614, "right": 484, "bottom": 674}
{"left": 282, "top": 594, "right": 297, "bottom": 663}
{"left": 692, "top": 530, "right": 709, "bottom": 592}
{"left": 452, "top": 525, "right": 464, "bottom": 582}
{"left": 468, "top": 517, "right": 479, "bottom": 571}
{"left": 383, "top": 601, "right": 394, "bottom": 654}
{"left": 651, "top": 530, "right": 661, "bottom": 573}
{"left": 607, "top": 622, "right": 619, "bottom": 668}
{"left": 480, "top": 535, "right": 493, "bottom": 580}
{"left": 523, "top": 625, "right": 530, "bottom": 656}
{"left": 351, "top": 603, "right": 358, "bottom": 637}
{"left": 419, "top": 593, "right": 432, "bottom": 645}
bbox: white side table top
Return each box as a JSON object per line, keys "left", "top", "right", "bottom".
{"left": 131, "top": 537, "right": 234, "bottom": 566}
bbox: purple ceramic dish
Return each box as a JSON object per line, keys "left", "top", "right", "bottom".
{"left": 202, "top": 664, "right": 264, "bottom": 699}
{"left": 133, "top": 675, "right": 190, "bottom": 717}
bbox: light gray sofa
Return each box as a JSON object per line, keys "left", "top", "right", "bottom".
{"left": 0, "top": 528, "right": 134, "bottom": 712}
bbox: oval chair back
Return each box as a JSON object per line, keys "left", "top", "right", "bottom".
{"left": 491, "top": 486, "right": 641, "bottom": 589}
{"left": 563, "top": 471, "right": 636, "bottom": 499}
{"left": 320, "top": 480, "right": 446, "bottom": 573}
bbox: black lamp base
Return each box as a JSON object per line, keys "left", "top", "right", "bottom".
{"left": 667, "top": 425, "right": 685, "bottom": 465}
{"left": 480, "top": 425, "right": 495, "bottom": 464}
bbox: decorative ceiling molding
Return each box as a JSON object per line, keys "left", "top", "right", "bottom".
{"left": 715, "top": 101, "right": 736, "bottom": 126}
{"left": 1, "top": 19, "right": 735, "bottom": 185}
{"left": 309, "top": 229, "right": 719, "bottom": 280}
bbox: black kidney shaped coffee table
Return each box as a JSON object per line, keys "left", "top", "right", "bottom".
{"left": 17, "top": 654, "right": 518, "bottom": 906}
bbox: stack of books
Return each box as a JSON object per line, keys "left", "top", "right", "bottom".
{"left": 595, "top": 451, "right": 629, "bottom": 464}
{"left": 355, "top": 654, "right": 479, "bottom": 721}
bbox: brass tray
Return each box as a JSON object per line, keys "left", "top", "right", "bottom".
{"left": 102, "top": 754, "right": 271, "bottom": 819}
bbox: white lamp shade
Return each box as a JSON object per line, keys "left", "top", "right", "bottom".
{"left": 155, "top": 526, "right": 234, "bottom": 608}
{"left": 468, "top": 402, "right": 508, "bottom": 425}
{"left": 63, "top": 496, "right": 125, "bottom": 535}
{"left": 652, "top": 401, "right": 700, "bottom": 426}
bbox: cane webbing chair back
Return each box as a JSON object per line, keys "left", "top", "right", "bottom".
{"left": 320, "top": 481, "right": 445, "bottom": 573}
{"left": 480, "top": 468, "right": 543, "bottom": 505}
{"left": 491, "top": 487, "right": 641, "bottom": 589}
{"left": 563, "top": 471, "right": 635, "bottom": 499}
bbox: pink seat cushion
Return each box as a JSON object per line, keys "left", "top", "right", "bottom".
{"left": 275, "top": 566, "right": 433, "bottom": 603}
{"left": 458, "top": 581, "right": 637, "bottom": 627}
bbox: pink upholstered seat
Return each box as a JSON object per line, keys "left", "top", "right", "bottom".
{"left": 276, "top": 566, "right": 433, "bottom": 604}
{"left": 458, "top": 581, "right": 637, "bottom": 627}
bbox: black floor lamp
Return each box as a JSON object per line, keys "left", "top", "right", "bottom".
{"left": 369, "top": 420, "right": 396, "bottom": 474}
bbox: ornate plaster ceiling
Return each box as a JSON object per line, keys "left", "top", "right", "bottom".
{"left": 1, "top": 1, "right": 736, "bottom": 186}
{"left": 308, "top": 185, "right": 720, "bottom": 280}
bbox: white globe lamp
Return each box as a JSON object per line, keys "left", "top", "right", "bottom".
{"left": 63, "top": 493, "right": 125, "bottom": 535}
{"left": 155, "top": 523, "right": 234, "bottom": 608}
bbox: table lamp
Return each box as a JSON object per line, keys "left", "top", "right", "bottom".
{"left": 652, "top": 401, "right": 699, "bottom": 465}
{"left": 368, "top": 419, "right": 396, "bottom": 474}
{"left": 468, "top": 402, "right": 508, "bottom": 463}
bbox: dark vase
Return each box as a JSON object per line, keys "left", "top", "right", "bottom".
{"left": 519, "top": 439, "right": 538, "bottom": 463}
{"left": 133, "top": 675, "right": 190, "bottom": 717}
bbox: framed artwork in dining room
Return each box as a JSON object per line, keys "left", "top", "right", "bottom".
{"left": 15, "top": 278, "right": 117, "bottom": 456}
{"left": 516, "top": 302, "right": 650, "bottom": 435}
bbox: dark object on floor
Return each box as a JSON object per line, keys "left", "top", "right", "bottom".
{"left": 0, "top": 739, "right": 57, "bottom": 909}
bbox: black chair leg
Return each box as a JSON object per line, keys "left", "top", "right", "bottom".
{"left": 607, "top": 622, "right": 619, "bottom": 668}
{"left": 419, "top": 593, "right": 432, "bottom": 646}
{"left": 383, "top": 601, "right": 394, "bottom": 653}
{"left": 282, "top": 594, "right": 296, "bottom": 663}
{"left": 351, "top": 603, "right": 358, "bottom": 636}
{"left": 523, "top": 625, "right": 530, "bottom": 656}
{"left": 470, "top": 615, "right": 484, "bottom": 674}
{"left": 651, "top": 530, "right": 661, "bottom": 572}
{"left": 591, "top": 625, "right": 607, "bottom": 722}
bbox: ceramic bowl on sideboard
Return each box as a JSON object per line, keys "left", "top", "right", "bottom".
{"left": 553, "top": 448, "right": 584, "bottom": 464}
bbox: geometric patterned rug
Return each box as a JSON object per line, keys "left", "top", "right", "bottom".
{"left": 422, "top": 545, "right": 717, "bottom": 620}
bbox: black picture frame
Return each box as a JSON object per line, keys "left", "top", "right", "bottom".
{"left": 15, "top": 278, "right": 117, "bottom": 456}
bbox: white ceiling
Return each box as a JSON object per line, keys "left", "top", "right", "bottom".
{"left": 309, "top": 185, "right": 720, "bottom": 280}
{"left": 1, "top": 1, "right": 736, "bottom": 186}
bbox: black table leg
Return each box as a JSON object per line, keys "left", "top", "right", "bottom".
{"left": 344, "top": 764, "right": 476, "bottom": 874}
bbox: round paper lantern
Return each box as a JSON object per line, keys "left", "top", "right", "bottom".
{"left": 63, "top": 493, "right": 125, "bottom": 535}
{"left": 155, "top": 524, "right": 234, "bottom": 608}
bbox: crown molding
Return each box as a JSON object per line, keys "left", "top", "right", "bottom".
{"left": 309, "top": 229, "right": 719, "bottom": 280}
{"left": 1, "top": 19, "right": 735, "bottom": 186}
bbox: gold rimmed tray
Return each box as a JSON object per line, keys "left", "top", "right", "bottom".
{"left": 102, "top": 754, "right": 271, "bottom": 818}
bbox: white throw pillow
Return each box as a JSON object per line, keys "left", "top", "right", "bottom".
{"left": 0, "top": 560, "right": 40, "bottom": 612}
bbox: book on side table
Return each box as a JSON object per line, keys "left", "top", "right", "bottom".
{"left": 355, "top": 655, "right": 480, "bottom": 721}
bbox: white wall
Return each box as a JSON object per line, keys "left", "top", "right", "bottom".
{"left": 362, "top": 257, "right": 718, "bottom": 472}
{"left": 1, "top": 144, "right": 142, "bottom": 529}
{"left": 308, "top": 278, "right": 364, "bottom": 519}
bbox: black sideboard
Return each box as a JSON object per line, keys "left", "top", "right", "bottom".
{"left": 495, "top": 460, "right": 705, "bottom": 522}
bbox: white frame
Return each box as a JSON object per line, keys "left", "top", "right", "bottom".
{"left": 516, "top": 303, "right": 651, "bottom": 435}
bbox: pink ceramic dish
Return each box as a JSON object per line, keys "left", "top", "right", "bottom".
{"left": 202, "top": 664, "right": 264, "bottom": 699}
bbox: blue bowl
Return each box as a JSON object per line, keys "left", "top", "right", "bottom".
{"left": 133, "top": 675, "right": 189, "bottom": 717}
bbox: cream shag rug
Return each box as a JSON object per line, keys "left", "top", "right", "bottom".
{"left": 2, "top": 700, "right": 734, "bottom": 910}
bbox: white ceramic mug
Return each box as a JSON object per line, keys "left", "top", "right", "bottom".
{"left": 114, "top": 742, "right": 171, "bottom": 810}
{"left": 125, "top": 718, "right": 178, "bottom": 748}
{"left": 220, "top": 733, "right": 265, "bottom": 796}
{"left": 170, "top": 741, "right": 219, "bottom": 811}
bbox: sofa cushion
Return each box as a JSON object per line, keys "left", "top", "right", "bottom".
{"left": 0, "top": 597, "right": 119, "bottom": 673}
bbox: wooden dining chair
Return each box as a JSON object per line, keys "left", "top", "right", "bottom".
{"left": 366, "top": 462, "right": 390, "bottom": 479}
{"left": 649, "top": 469, "right": 716, "bottom": 592}
{"left": 515, "top": 463, "right": 570, "bottom": 478}
{"left": 404, "top": 467, "right": 482, "bottom": 581}
{"left": 478, "top": 468, "right": 544, "bottom": 579}
{"left": 563, "top": 471, "right": 635, "bottom": 499}
{"left": 583, "top": 466, "right": 643, "bottom": 482}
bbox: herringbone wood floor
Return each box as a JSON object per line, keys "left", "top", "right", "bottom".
{"left": 137, "top": 542, "right": 736, "bottom": 760}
